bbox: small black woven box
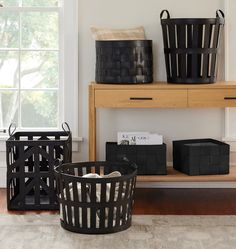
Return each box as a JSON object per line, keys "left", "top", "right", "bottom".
{"left": 6, "top": 124, "right": 72, "bottom": 210}
{"left": 173, "top": 139, "right": 229, "bottom": 176}
{"left": 106, "top": 142, "right": 167, "bottom": 175}
{"left": 96, "top": 40, "right": 153, "bottom": 84}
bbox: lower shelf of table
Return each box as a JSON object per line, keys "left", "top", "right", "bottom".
{"left": 137, "top": 167, "right": 236, "bottom": 182}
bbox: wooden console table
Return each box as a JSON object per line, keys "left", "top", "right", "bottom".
{"left": 89, "top": 81, "right": 236, "bottom": 182}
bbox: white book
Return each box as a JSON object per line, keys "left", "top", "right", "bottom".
{"left": 117, "top": 132, "right": 163, "bottom": 145}
{"left": 136, "top": 134, "right": 163, "bottom": 145}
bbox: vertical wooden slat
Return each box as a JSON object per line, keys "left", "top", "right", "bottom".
{"left": 202, "top": 24, "right": 211, "bottom": 78}
{"left": 177, "top": 24, "right": 187, "bottom": 79}
{"left": 162, "top": 24, "right": 171, "bottom": 78}
{"left": 210, "top": 24, "right": 220, "bottom": 78}
{"left": 197, "top": 24, "right": 204, "bottom": 77}
{"left": 191, "top": 24, "right": 200, "bottom": 78}
{"left": 90, "top": 182, "right": 97, "bottom": 229}
{"left": 108, "top": 181, "right": 116, "bottom": 228}
{"left": 115, "top": 181, "right": 124, "bottom": 226}
{"left": 89, "top": 85, "right": 96, "bottom": 161}
{"left": 59, "top": 177, "right": 67, "bottom": 223}
{"left": 72, "top": 181, "right": 79, "bottom": 227}
{"left": 65, "top": 179, "right": 73, "bottom": 226}
{"left": 187, "top": 24, "right": 193, "bottom": 77}
{"left": 121, "top": 180, "right": 130, "bottom": 225}
{"left": 34, "top": 147, "right": 40, "bottom": 206}
{"left": 99, "top": 182, "right": 106, "bottom": 229}
{"left": 168, "top": 24, "right": 177, "bottom": 78}
{"left": 81, "top": 181, "right": 88, "bottom": 228}
{"left": 27, "top": 136, "right": 33, "bottom": 173}
{"left": 49, "top": 145, "right": 55, "bottom": 205}
{"left": 18, "top": 144, "right": 26, "bottom": 207}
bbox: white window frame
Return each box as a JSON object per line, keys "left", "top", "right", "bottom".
{"left": 62, "top": 0, "right": 79, "bottom": 140}
{"left": 0, "top": 0, "right": 79, "bottom": 141}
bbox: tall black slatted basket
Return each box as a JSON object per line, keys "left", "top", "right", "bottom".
{"left": 54, "top": 161, "right": 137, "bottom": 234}
{"left": 160, "top": 10, "right": 225, "bottom": 84}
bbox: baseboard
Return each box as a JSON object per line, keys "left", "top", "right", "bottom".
{"left": 0, "top": 167, "right": 6, "bottom": 188}
{"left": 136, "top": 182, "right": 236, "bottom": 188}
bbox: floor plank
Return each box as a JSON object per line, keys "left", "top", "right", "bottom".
{"left": 1, "top": 188, "right": 236, "bottom": 215}
{"left": 133, "top": 188, "right": 236, "bottom": 215}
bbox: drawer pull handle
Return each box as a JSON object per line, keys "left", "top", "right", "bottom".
{"left": 224, "top": 97, "right": 236, "bottom": 100}
{"left": 130, "top": 97, "right": 153, "bottom": 100}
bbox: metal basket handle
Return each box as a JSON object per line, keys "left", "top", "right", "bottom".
{"left": 61, "top": 122, "right": 72, "bottom": 162}
{"left": 62, "top": 122, "right": 71, "bottom": 135}
{"left": 160, "top": 9, "right": 170, "bottom": 19}
{"left": 216, "top": 9, "right": 225, "bottom": 19}
{"left": 8, "top": 123, "right": 16, "bottom": 137}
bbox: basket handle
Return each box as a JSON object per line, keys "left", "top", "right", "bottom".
{"left": 160, "top": 10, "right": 170, "bottom": 19}
{"left": 62, "top": 122, "right": 71, "bottom": 136}
{"left": 216, "top": 9, "right": 225, "bottom": 19}
{"left": 8, "top": 123, "right": 16, "bottom": 137}
{"left": 121, "top": 155, "right": 138, "bottom": 170}
{"left": 61, "top": 122, "right": 72, "bottom": 162}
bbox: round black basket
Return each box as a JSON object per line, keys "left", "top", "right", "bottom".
{"left": 95, "top": 40, "right": 153, "bottom": 84}
{"left": 160, "top": 10, "right": 225, "bottom": 84}
{"left": 54, "top": 161, "right": 137, "bottom": 234}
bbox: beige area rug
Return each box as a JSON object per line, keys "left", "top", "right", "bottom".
{"left": 0, "top": 215, "right": 236, "bottom": 249}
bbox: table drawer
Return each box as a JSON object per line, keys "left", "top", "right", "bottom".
{"left": 95, "top": 90, "right": 187, "bottom": 108}
{"left": 189, "top": 89, "right": 236, "bottom": 107}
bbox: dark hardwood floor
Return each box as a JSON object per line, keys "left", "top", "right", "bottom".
{"left": 1, "top": 188, "right": 236, "bottom": 215}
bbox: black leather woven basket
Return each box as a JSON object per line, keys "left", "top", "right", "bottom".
{"left": 173, "top": 138, "right": 229, "bottom": 175}
{"left": 95, "top": 40, "right": 153, "bottom": 84}
{"left": 160, "top": 10, "right": 225, "bottom": 84}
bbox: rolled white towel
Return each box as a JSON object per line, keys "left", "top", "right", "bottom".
{"left": 61, "top": 171, "right": 129, "bottom": 227}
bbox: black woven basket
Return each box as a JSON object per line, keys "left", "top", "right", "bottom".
{"left": 173, "top": 138, "right": 229, "bottom": 175}
{"left": 54, "top": 161, "right": 137, "bottom": 234}
{"left": 95, "top": 40, "right": 153, "bottom": 84}
{"left": 160, "top": 10, "right": 225, "bottom": 84}
{"left": 106, "top": 142, "right": 167, "bottom": 175}
{"left": 6, "top": 123, "right": 72, "bottom": 210}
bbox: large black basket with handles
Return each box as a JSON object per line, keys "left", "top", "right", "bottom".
{"left": 54, "top": 161, "right": 137, "bottom": 234}
{"left": 6, "top": 123, "right": 72, "bottom": 210}
{"left": 160, "top": 10, "right": 225, "bottom": 84}
{"left": 95, "top": 40, "right": 153, "bottom": 84}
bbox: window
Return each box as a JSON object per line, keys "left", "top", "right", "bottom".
{"left": 0, "top": 0, "right": 78, "bottom": 133}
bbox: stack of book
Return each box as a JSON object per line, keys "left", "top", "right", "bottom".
{"left": 117, "top": 132, "right": 163, "bottom": 145}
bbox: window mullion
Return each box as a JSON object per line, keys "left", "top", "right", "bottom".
{"left": 19, "top": 10, "right": 22, "bottom": 129}
{"left": 58, "top": 4, "right": 64, "bottom": 128}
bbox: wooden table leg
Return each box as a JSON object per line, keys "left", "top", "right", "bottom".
{"left": 89, "top": 85, "right": 96, "bottom": 161}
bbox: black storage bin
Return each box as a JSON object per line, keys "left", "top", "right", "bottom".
{"left": 160, "top": 10, "right": 225, "bottom": 84}
{"left": 96, "top": 40, "right": 153, "bottom": 84}
{"left": 173, "top": 138, "right": 229, "bottom": 175}
{"left": 106, "top": 142, "right": 167, "bottom": 175}
{"left": 6, "top": 123, "right": 72, "bottom": 210}
{"left": 54, "top": 161, "right": 137, "bottom": 234}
